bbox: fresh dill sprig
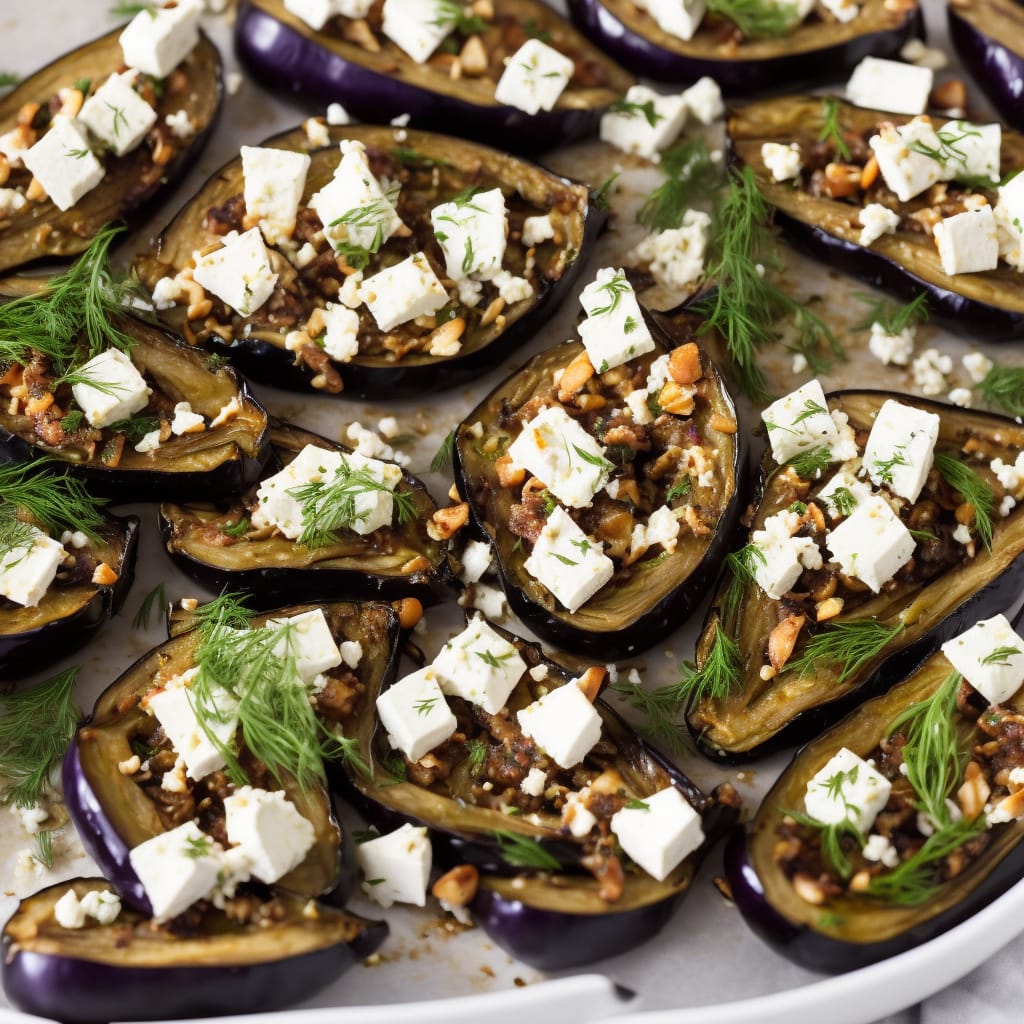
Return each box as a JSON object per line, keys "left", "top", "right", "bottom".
{"left": 329, "top": 185, "right": 400, "bottom": 270}
{"left": 786, "top": 445, "right": 833, "bottom": 479}
{"left": 0, "top": 72, "right": 19, "bottom": 89}
{"left": 0, "top": 667, "right": 80, "bottom": 808}
{"left": 0, "top": 507, "right": 38, "bottom": 566}
{"left": 0, "top": 461, "right": 107, "bottom": 541}
{"left": 465, "top": 738, "right": 487, "bottom": 772}
{"left": 818, "top": 97, "right": 851, "bottom": 161}
{"left": 637, "top": 136, "right": 722, "bottom": 232}
{"left": 608, "top": 96, "right": 662, "bottom": 127}
{"left": 934, "top": 452, "right": 995, "bottom": 550}
{"left": 705, "top": 0, "right": 798, "bottom": 38}
{"left": 979, "top": 362, "right": 1024, "bottom": 419}
{"left": 492, "top": 830, "right": 562, "bottom": 870}
{"left": 830, "top": 486, "right": 858, "bottom": 518}
{"left": 593, "top": 171, "right": 619, "bottom": 212}
{"left": 221, "top": 517, "right": 250, "bottom": 538}
{"left": 676, "top": 627, "right": 741, "bottom": 704}
{"left": 34, "top": 830, "right": 55, "bottom": 869}
{"left": 392, "top": 146, "right": 451, "bottom": 170}
{"left": 852, "top": 291, "right": 930, "bottom": 335}
{"left": 611, "top": 677, "right": 689, "bottom": 755}
{"left": 722, "top": 543, "right": 766, "bottom": 619}
{"left": 785, "top": 619, "right": 905, "bottom": 684}
{"left": 132, "top": 582, "right": 167, "bottom": 630}
{"left": 589, "top": 271, "right": 632, "bottom": 316}
{"left": 106, "top": 416, "right": 160, "bottom": 442}
{"left": 982, "top": 645, "right": 1021, "bottom": 666}
{"left": 431, "top": 429, "right": 456, "bottom": 473}
{"left": 787, "top": 809, "right": 863, "bottom": 880}
{"left": 432, "top": 0, "right": 488, "bottom": 35}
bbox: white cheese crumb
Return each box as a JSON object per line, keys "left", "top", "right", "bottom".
{"left": 948, "top": 387, "right": 972, "bottom": 408}
{"left": 326, "top": 102, "right": 352, "bottom": 125}
{"left": 226, "top": 71, "right": 243, "bottom": 95}
{"left": 911, "top": 348, "right": 953, "bottom": 396}
{"left": 962, "top": 352, "right": 993, "bottom": 383}
{"left": 868, "top": 322, "right": 915, "bottom": 366}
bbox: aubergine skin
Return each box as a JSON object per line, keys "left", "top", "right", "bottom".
{"left": 0, "top": 513, "right": 138, "bottom": 680}
{"left": 687, "top": 392, "right": 1024, "bottom": 762}
{"left": 948, "top": 0, "right": 1024, "bottom": 132}
{"left": 159, "top": 420, "right": 454, "bottom": 608}
{"left": 0, "top": 318, "right": 271, "bottom": 501}
{"left": 725, "top": 647, "right": 1024, "bottom": 973}
{"left": 727, "top": 95, "right": 1024, "bottom": 340}
{"left": 234, "top": 0, "right": 633, "bottom": 154}
{"left": 1, "top": 879, "right": 387, "bottom": 1023}
{"left": 0, "top": 29, "right": 221, "bottom": 273}
{"left": 566, "top": 0, "right": 921, "bottom": 91}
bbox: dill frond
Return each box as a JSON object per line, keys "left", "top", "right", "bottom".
{"left": 784, "top": 619, "right": 904, "bottom": 684}
{"left": 934, "top": 452, "right": 995, "bottom": 550}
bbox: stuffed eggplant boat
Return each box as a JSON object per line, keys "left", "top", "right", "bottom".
{"left": 567, "top": 0, "right": 920, "bottom": 92}
{"left": 137, "top": 123, "right": 598, "bottom": 399}
{"left": 687, "top": 384, "right": 1024, "bottom": 761}
{"left": 234, "top": 0, "right": 633, "bottom": 153}
{"left": 63, "top": 598, "right": 402, "bottom": 916}
{"left": 0, "top": 9, "right": 221, "bottom": 273}
{"left": 2, "top": 878, "right": 387, "bottom": 1023}
{"left": 728, "top": 95, "right": 1024, "bottom": 339}
{"left": 0, "top": 462, "right": 137, "bottom": 679}
{"left": 948, "top": 0, "right": 1024, "bottom": 132}
{"left": 160, "top": 419, "right": 452, "bottom": 607}
{"left": 727, "top": 610, "right": 1024, "bottom": 972}
{"left": 453, "top": 270, "right": 742, "bottom": 660}
{"left": 334, "top": 614, "right": 740, "bottom": 968}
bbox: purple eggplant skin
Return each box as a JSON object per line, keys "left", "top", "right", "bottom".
{"left": 566, "top": 0, "right": 922, "bottom": 91}
{"left": 0, "top": 512, "right": 138, "bottom": 680}
{"left": 1, "top": 879, "right": 387, "bottom": 1023}
{"left": 233, "top": 0, "right": 633, "bottom": 154}
{"left": 948, "top": 0, "right": 1024, "bottom": 132}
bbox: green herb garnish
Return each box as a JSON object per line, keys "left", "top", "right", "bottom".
{"left": 132, "top": 582, "right": 166, "bottom": 630}
{"left": 787, "top": 445, "right": 833, "bottom": 479}
{"left": 609, "top": 96, "right": 662, "bottom": 127}
{"left": 818, "top": 97, "right": 850, "bottom": 161}
{"left": 431, "top": 429, "right": 456, "bottom": 473}
{"left": 637, "top": 136, "right": 722, "bottom": 232}
{"left": 978, "top": 362, "right": 1024, "bottom": 419}
{"left": 785, "top": 619, "right": 905, "bottom": 684}
{"left": 852, "top": 291, "right": 930, "bottom": 335}
{"left": 705, "top": 0, "right": 799, "bottom": 38}
{"left": 0, "top": 461, "right": 106, "bottom": 541}
{"left": 934, "top": 451, "right": 995, "bottom": 550}
{"left": 492, "top": 830, "right": 562, "bottom": 870}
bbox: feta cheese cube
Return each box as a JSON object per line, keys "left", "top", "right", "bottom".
{"left": 869, "top": 118, "right": 945, "bottom": 202}
{"left": 761, "top": 380, "right": 840, "bottom": 466}
{"left": 119, "top": 0, "right": 202, "bottom": 78}
{"left": 241, "top": 145, "right": 312, "bottom": 246}
{"left": 862, "top": 398, "right": 940, "bottom": 502}
{"left": 994, "top": 172, "right": 1024, "bottom": 271}
{"left": 636, "top": 0, "right": 705, "bottom": 43}
{"left": 223, "top": 786, "right": 316, "bottom": 884}
{"left": 941, "top": 614, "right": 1024, "bottom": 705}
{"left": 521, "top": 767, "right": 547, "bottom": 796}
{"left": 577, "top": 267, "right": 655, "bottom": 373}
{"left": 432, "top": 617, "right": 527, "bottom": 714}
{"left": 78, "top": 71, "right": 157, "bottom": 157}
{"left": 761, "top": 142, "right": 802, "bottom": 182}
{"left": 21, "top": 115, "right": 104, "bottom": 211}
{"left": 610, "top": 787, "right": 704, "bottom": 881}
{"left": 517, "top": 678, "right": 603, "bottom": 769}
{"left": 129, "top": 821, "right": 223, "bottom": 921}
{"left": 494, "top": 39, "right": 574, "bottom": 116}
{"left": 381, "top": 0, "right": 452, "bottom": 63}
{"left": 858, "top": 203, "right": 901, "bottom": 246}
{"left": 933, "top": 206, "right": 999, "bottom": 276}
{"left": 826, "top": 495, "right": 915, "bottom": 592}
{"left": 524, "top": 506, "right": 614, "bottom": 612}
{"left": 626, "top": 210, "right": 710, "bottom": 291}
{"left": 356, "top": 823, "right": 431, "bottom": 907}
{"left": 508, "top": 405, "right": 610, "bottom": 508}
{"left": 750, "top": 510, "right": 823, "bottom": 600}
{"left": 193, "top": 228, "right": 278, "bottom": 316}
{"left": 71, "top": 348, "right": 151, "bottom": 429}
{"left": 266, "top": 608, "right": 342, "bottom": 683}
{"left": 316, "top": 302, "right": 360, "bottom": 362}
{"left": 804, "top": 747, "right": 892, "bottom": 833}
{"left": 431, "top": 187, "right": 507, "bottom": 281}
{"left": 361, "top": 252, "right": 448, "bottom": 332}
{"left": 599, "top": 85, "right": 688, "bottom": 159}
{"left": 376, "top": 666, "right": 457, "bottom": 760}
{"left": 680, "top": 76, "right": 723, "bottom": 125}
{"left": 847, "top": 57, "right": 933, "bottom": 115}
{"left": 868, "top": 321, "right": 915, "bottom": 365}
{"left": 938, "top": 120, "right": 1001, "bottom": 184}
{"left": 0, "top": 527, "right": 65, "bottom": 608}
{"left": 816, "top": 465, "right": 872, "bottom": 519}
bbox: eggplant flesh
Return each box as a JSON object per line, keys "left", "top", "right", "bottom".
{"left": 62, "top": 601, "right": 401, "bottom": 915}
{"left": 728, "top": 95, "right": 1024, "bottom": 339}
{"left": 0, "top": 317, "right": 271, "bottom": 501}
{"left": 1, "top": 878, "right": 387, "bottom": 1023}
{"left": 729, "top": 642, "right": 1024, "bottom": 972}
{"left": 687, "top": 391, "right": 1024, "bottom": 761}
{"left": 566, "top": 0, "right": 921, "bottom": 91}
{"left": 136, "top": 124, "right": 598, "bottom": 399}
{"left": 453, "top": 320, "right": 742, "bottom": 660}
{"left": 0, "top": 28, "right": 221, "bottom": 273}
{"left": 159, "top": 419, "right": 452, "bottom": 608}
{"left": 235, "top": 0, "right": 633, "bottom": 153}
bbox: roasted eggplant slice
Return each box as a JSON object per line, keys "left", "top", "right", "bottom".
{"left": 136, "top": 123, "right": 600, "bottom": 400}
{"left": 234, "top": 0, "right": 633, "bottom": 153}
{"left": 948, "top": 0, "right": 1024, "bottom": 131}
{"left": 687, "top": 390, "right": 1024, "bottom": 761}
{"left": 566, "top": 0, "right": 920, "bottom": 91}
{"left": 1, "top": 878, "right": 387, "bottom": 1023}
{"left": 453, "top": 316, "right": 742, "bottom": 660}
{"left": 0, "top": 27, "right": 221, "bottom": 273}
{"left": 727, "top": 95, "right": 1024, "bottom": 340}
{"left": 160, "top": 419, "right": 452, "bottom": 607}
{"left": 726, "top": 613, "right": 1024, "bottom": 971}
{"left": 63, "top": 600, "right": 402, "bottom": 914}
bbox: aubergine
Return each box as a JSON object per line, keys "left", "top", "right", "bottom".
{"left": 1, "top": 878, "right": 387, "bottom": 1023}
{"left": 0, "top": 27, "right": 221, "bottom": 273}
{"left": 159, "top": 419, "right": 453, "bottom": 607}
{"left": 453, "top": 320, "right": 743, "bottom": 660}
{"left": 0, "top": 511, "right": 138, "bottom": 680}
{"left": 0, "top": 317, "right": 271, "bottom": 501}
{"left": 234, "top": 0, "right": 633, "bottom": 153}
{"left": 566, "top": 0, "right": 921, "bottom": 91}
{"left": 726, "top": 620, "right": 1024, "bottom": 972}
{"left": 62, "top": 600, "right": 402, "bottom": 914}
{"left": 727, "top": 95, "right": 1024, "bottom": 340}
{"left": 949, "top": 0, "right": 1024, "bottom": 132}
{"left": 687, "top": 391, "right": 1024, "bottom": 762}
{"left": 136, "top": 123, "right": 600, "bottom": 400}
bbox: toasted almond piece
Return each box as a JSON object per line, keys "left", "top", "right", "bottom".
{"left": 432, "top": 864, "right": 479, "bottom": 907}
{"left": 575, "top": 666, "right": 607, "bottom": 702}
{"left": 428, "top": 503, "right": 469, "bottom": 540}
{"left": 92, "top": 563, "right": 119, "bottom": 586}
{"left": 668, "top": 342, "right": 702, "bottom": 385}
{"left": 495, "top": 454, "right": 525, "bottom": 488}
{"left": 557, "top": 350, "right": 595, "bottom": 403}
{"left": 860, "top": 154, "right": 879, "bottom": 190}
{"left": 768, "top": 614, "right": 806, "bottom": 671}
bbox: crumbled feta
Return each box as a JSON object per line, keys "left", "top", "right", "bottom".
{"left": 303, "top": 117, "right": 329, "bottom": 148}
{"left": 911, "top": 347, "right": 953, "bottom": 397}
{"left": 680, "top": 76, "right": 723, "bottom": 125}
{"left": 578, "top": 267, "right": 655, "bottom": 373}
{"left": 761, "top": 142, "right": 802, "bottom": 182}
{"left": 459, "top": 539, "right": 493, "bottom": 584}
{"left": 432, "top": 616, "right": 527, "bottom": 714}
{"left": 933, "top": 206, "right": 999, "bottom": 276}
{"left": 71, "top": 348, "right": 151, "bottom": 428}
{"left": 991, "top": 453, "right": 1024, "bottom": 496}
{"left": 165, "top": 109, "right": 194, "bottom": 139}
{"left": 610, "top": 787, "right": 704, "bottom": 881}
{"left": 937, "top": 119, "right": 1001, "bottom": 185}
{"left": 862, "top": 398, "right": 940, "bottom": 502}
{"left": 241, "top": 145, "right": 312, "bottom": 246}
{"left": 520, "top": 767, "right": 547, "bottom": 797}
{"left": 135, "top": 428, "right": 162, "bottom": 453}
{"left": 119, "top": 0, "right": 201, "bottom": 77}
{"left": 494, "top": 39, "right": 574, "bottom": 116}
{"left": 326, "top": 102, "right": 352, "bottom": 125}
{"left": 193, "top": 227, "right": 278, "bottom": 316}
{"left": 900, "top": 38, "right": 949, "bottom": 71}
{"left": 963, "top": 351, "right": 994, "bottom": 383}
{"left": 627, "top": 210, "right": 710, "bottom": 292}
{"left": 171, "top": 401, "right": 205, "bottom": 435}
{"left": 78, "top": 71, "right": 157, "bottom": 156}
{"left": 750, "top": 509, "right": 823, "bottom": 600}
{"left": 820, "top": 0, "right": 858, "bottom": 22}
{"left": 517, "top": 679, "right": 603, "bottom": 769}
{"left": 826, "top": 495, "right": 915, "bottom": 592}
{"left": 599, "top": 85, "right": 688, "bottom": 159}
{"left": 490, "top": 269, "right": 533, "bottom": 305}
{"left": 12, "top": 804, "right": 48, "bottom": 834}
{"left": 847, "top": 57, "right": 933, "bottom": 116}
{"left": 562, "top": 789, "right": 597, "bottom": 837}
{"left": 361, "top": 252, "right": 448, "bottom": 332}
{"left": 21, "top": 115, "right": 104, "bottom": 211}
{"left": 862, "top": 833, "right": 900, "bottom": 868}
{"left": 79, "top": 888, "right": 122, "bottom": 925}
{"left": 0, "top": 187, "right": 27, "bottom": 217}
{"left": 522, "top": 214, "right": 555, "bottom": 247}
{"left": 942, "top": 614, "right": 1024, "bottom": 705}
{"left": 356, "top": 823, "right": 431, "bottom": 907}
{"left": 868, "top": 322, "right": 915, "bottom": 366}
{"left": 948, "top": 387, "right": 972, "bottom": 408}
{"left": 317, "top": 302, "right": 361, "bottom": 362}
{"left": 858, "top": 203, "right": 901, "bottom": 246}
{"left": 54, "top": 889, "right": 88, "bottom": 929}
{"left": 804, "top": 747, "right": 892, "bottom": 833}
{"left": 223, "top": 786, "right": 316, "bottom": 884}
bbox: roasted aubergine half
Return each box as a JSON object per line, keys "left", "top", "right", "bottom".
{"left": 687, "top": 384, "right": 1024, "bottom": 761}
{"left": 137, "top": 123, "right": 600, "bottom": 399}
